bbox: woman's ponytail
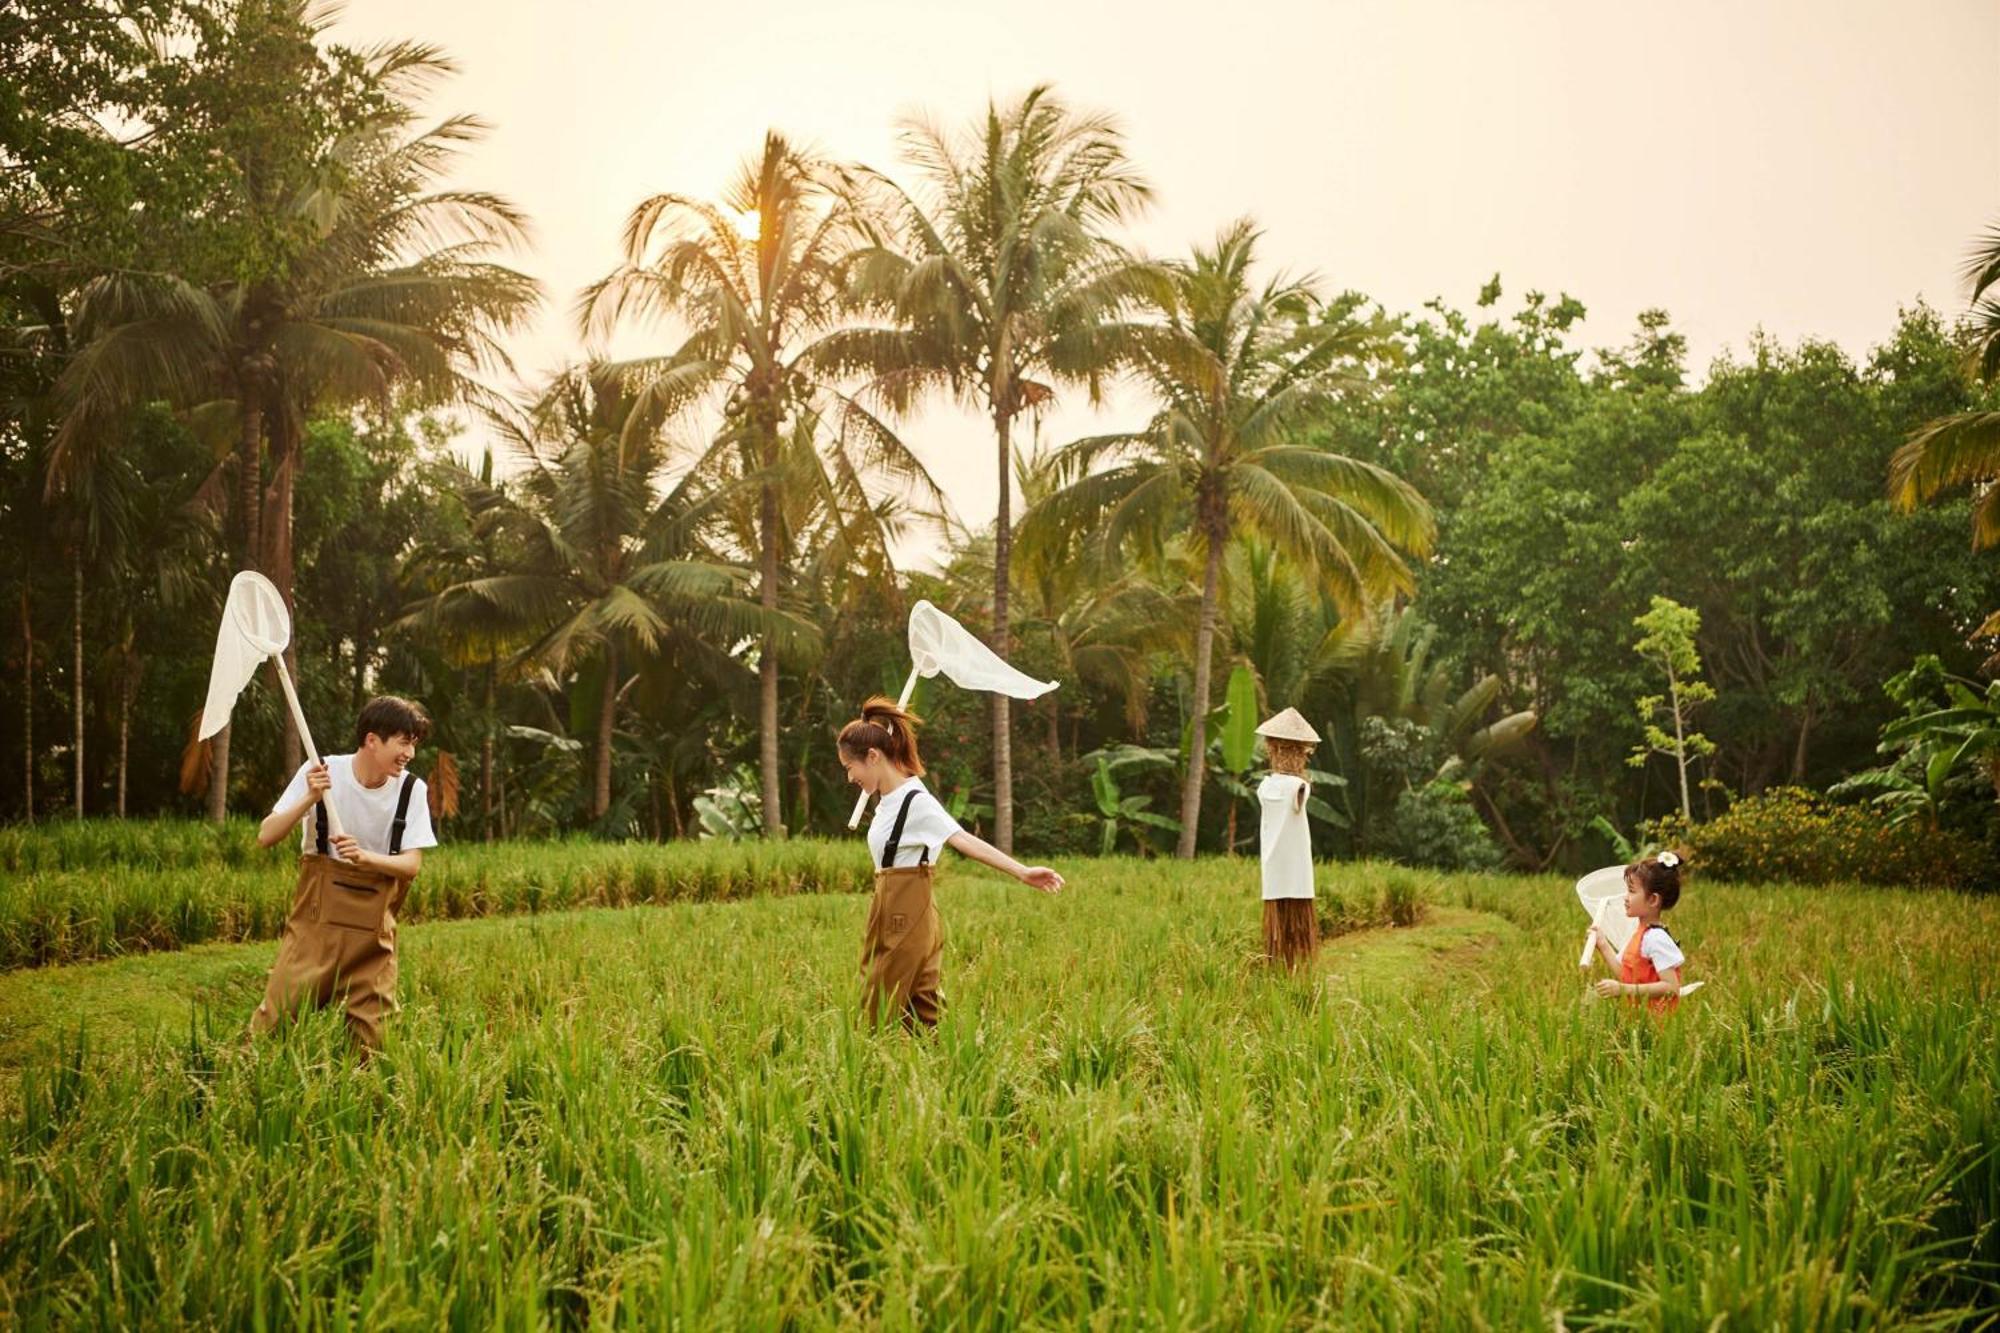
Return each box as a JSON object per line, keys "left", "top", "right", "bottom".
{"left": 837, "top": 696, "right": 926, "bottom": 775}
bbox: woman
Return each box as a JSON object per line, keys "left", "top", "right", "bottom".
{"left": 838, "top": 696, "right": 1064, "bottom": 1029}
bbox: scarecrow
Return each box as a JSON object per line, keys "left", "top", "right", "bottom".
{"left": 1255, "top": 707, "right": 1321, "bottom": 968}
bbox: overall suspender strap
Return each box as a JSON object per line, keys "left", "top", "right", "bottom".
{"left": 390, "top": 772, "right": 416, "bottom": 855}
{"left": 880, "top": 788, "right": 930, "bottom": 870}
{"left": 314, "top": 770, "right": 419, "bottom": 856}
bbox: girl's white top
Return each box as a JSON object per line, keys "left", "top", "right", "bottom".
{"left": 274, "top": 755, "right": 437, "bottom": 857}
{"left": 1256, "top": 774, "right": 1315, "bottom": 900}
{"left": 1640, "top": 926, "right": 1685, "bottom": 973}
{"left": 866, "top": 777, "right": 964, "bottom": 869}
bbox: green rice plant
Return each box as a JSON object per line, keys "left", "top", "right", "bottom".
{"left": 0, "top": 817, "right": 265, "bottom": 873}
{"left": 0, "top": 836, "right": 878, "bottom": 970}
{"left": 0, "top": 871, "right": 1990, "bottom": 1327}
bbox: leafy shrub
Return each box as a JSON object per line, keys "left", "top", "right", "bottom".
{"left": 1645, "top": 787, "right": 1986, "bottom": 889}
{"left": 1379, "top": 780, "right": 1504, "bottom": 872}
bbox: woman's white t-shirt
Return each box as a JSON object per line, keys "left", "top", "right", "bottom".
{"left": 273, "top": 755, "right": 437, "bottom": 857}
{"left": 1257, "top": 774, "right": 1315, "bottom": 900}
{"left": 866, "top": 777, "right": 963, "bottom": 869}
{"left": 1639, "top": 926, "right": 1685, "bottom": 973}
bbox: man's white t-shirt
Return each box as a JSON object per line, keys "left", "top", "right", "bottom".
{"left": 866, "top": 777, "right": 963, "bottom": 869}
{"left": 274, "top": 755, "right": 437, "bottom": 858}
{"left": 1257, "top": 774, "right": 1315, "bottom": 900}
{"left": 1639, "top": 926, "right": 1685, "bottom": 974}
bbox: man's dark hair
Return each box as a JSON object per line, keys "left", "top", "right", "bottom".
{"left": 354, "top": 695, "right": 432, "bottom": 748}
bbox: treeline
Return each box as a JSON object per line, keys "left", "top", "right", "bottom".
{"left": 3, "top": 0, "right": 1996, "bottom": 873}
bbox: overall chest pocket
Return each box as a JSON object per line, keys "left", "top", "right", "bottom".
{"left": 320, "top": 875, "right": 391, "bottom": 933}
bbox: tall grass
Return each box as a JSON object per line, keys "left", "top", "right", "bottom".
{"left": 0, "top": 817, "right": 267, "bottom": 872}
{"left": 0, "top": 835, "right": 876, "bottom": 970}
{"left": 0, "top": 867, "right": 1993, "bottom": 1326}
{"left": 0, "top": 820, "right": 1448, "bottom": 972}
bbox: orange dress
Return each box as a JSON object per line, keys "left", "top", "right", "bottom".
{"left": 1619, "top": 924, "right": 1682, "bottom": 1014}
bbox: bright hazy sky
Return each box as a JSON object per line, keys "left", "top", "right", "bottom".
{"left": 334, "top": 0, "right": 2000, "bottom": 553}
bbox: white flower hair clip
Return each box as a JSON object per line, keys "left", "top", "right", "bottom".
{"left": 1657, "top": 851, "right": 1681, "bottom": 869}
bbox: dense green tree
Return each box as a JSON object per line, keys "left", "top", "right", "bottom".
{"left": 48, "top": 2, "right": 536, "bottom": 811}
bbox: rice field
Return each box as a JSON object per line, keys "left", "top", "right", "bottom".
{"left": 0, "top": 827, "right": 1993, "bottom": 1327}
{"left": 0, "top": 828, "right": 872, "bottom": 969}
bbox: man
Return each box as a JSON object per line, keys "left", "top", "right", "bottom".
{"left": 251, "top": 695, "right": 437, "bottom": 1052}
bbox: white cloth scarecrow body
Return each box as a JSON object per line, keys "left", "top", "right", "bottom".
{"left": 1257, "top": 773, "right": 1315, "bottom": 900}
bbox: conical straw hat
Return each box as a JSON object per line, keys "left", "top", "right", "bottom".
{"left": 1254, "top": 707, "right": 1321, "bottom": 743}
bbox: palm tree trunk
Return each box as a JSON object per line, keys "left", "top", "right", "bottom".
{"left": 1176, "top": 526, "right": 1226, "bottom": 858}
{"left": 263, "top": 411, "right": 302, "bottom": 776}
{"left": 209, "top": 378, "right": 263, "bottom": 828}
{"left": 117, "top": 664, "right": 132, "bottom": 819}
{"left": 20, "top": 586, "right": 33, "bottom": 824}
{"left": 237, "top": 391, "right": 263, "bottom": 575}
{"left": 72, "top": 544, "right": 84, "bottom": 818}
{"left": 992, "top": 402, "right": 1016, "bottom": 854}
{"left": 758, "top": 466, "right": 785, "bottom": 838}
{"left": 593, "top": 640, "right": 617, "bottom": 821}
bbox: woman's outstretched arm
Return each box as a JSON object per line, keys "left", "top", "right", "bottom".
{"left": 945, "top": 831, "right": 1064, "bottom": 893}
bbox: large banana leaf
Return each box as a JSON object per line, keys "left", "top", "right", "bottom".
{"left": 1221, "top": 665, "right": 1259, "bottom": 774}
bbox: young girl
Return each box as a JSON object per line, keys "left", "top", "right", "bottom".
{"left": 1588, "top": 851, "right": 1687, "bottom": 1013}
{"left": 838, "top": 696, "right": 1064, "bottom": 1029}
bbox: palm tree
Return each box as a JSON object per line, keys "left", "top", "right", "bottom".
{"left": 582, "top": 131, "right": 939, "bottom": 836}
{"left": 1890, "top": 218, "right": 2000, "bottom": 627}
{"left": 1029, "top": 221, "right": 1434, "bottom": 857}
{"left": 764, "top": 412, "right": 940, "bottom": 831}
{"left": 395, "top": 446, "right": 535, "bottom": 840}
{"left": 1010, "top": 442, "right": 1189, "bottom": 747}
{"left": 828, "top": 84, "right": 1160, "bottom": 852}
{"left": 49, "top": 15, "right": 538, "bottom": 813}
{"left": 406, "top": 364, "right": 805, "bottom": 823}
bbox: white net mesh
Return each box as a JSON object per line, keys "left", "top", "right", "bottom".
{"left": 907, "top": 600, "right": 1057, "bottom": 700}
{"left": 197, "top": 573, "right": 291, "bottom": 740}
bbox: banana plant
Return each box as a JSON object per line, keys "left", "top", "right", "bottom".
{"left": 944, "top": 784, "right": 992, "bottom": 829}
{"left": 1212, "top": 665, "right": 1261, "bottom": 853}
{"left": 694, "top": 763, "right": 764, "bottom": 840}
{"left": 1833, "top": 655, "right": 2000, "bottom": 826}
{"left": 1085, "top": 745, "right": 1181, "bottom": 856}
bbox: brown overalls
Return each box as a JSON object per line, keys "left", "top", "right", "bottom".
{"left": 859, "top": 788, "right": 945, "bottom": 1030}
{"left": 250, "top": 775, "right": 417, "bottom": 1051}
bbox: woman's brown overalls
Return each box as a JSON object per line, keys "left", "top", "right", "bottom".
{"left": 250, "top": 774, "right": 417, "bottom": 1051}
{"left": 859, "top": 787, "right": 945, "bottom": 1030}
